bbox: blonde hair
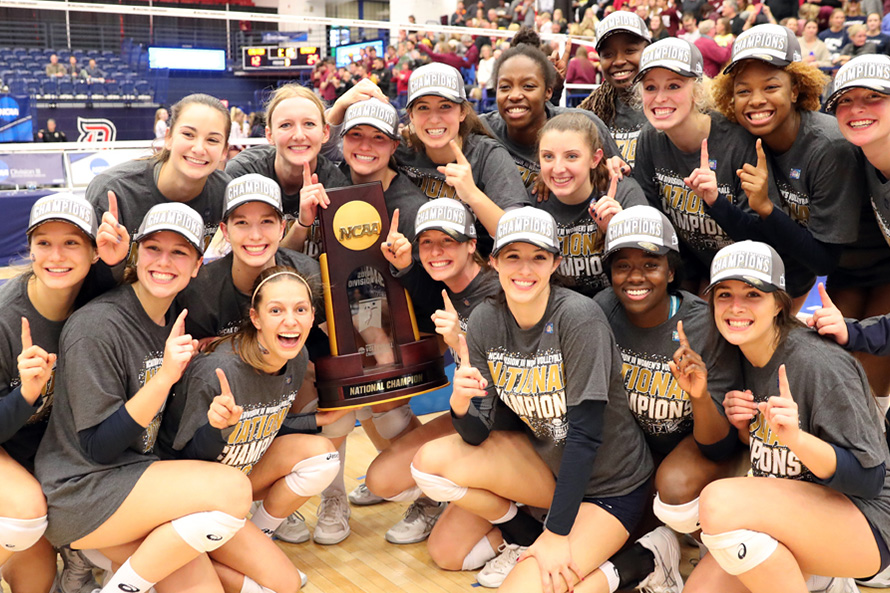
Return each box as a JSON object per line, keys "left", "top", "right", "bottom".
{"left": 265, "top": 84, "right": 327, "bottom": 129}
{"left": 631, "top": 72, "right": 714, "bottom": 114}
{"left": 848, "top": 23, "right": 867, "bottom": 36}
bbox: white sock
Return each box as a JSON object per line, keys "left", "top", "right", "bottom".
{"left": 321, "top": 441, "right": 347, "bottom": 498}
{"left": 240, "top": 575, "right": 277, "bottom": 593}
{"left": 805, "top": 575, "right": 832, "bottom": 590}
{"left": 250, "top": 503, "right": 286, "bottom": 538}
{"left": 491, "top": 502, "right": 518, "bottom": 525}
{"left": 598, "top": 560, "right": 621, "bottom": 593}
{"left": 462, "top": 536, "right": 497, "bottom": 570}
{"left": 101, "top": 558, "right": 154, "bottom": 593}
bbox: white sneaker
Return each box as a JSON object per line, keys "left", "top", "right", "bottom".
{"left": 857, "top": 564, "right": 890, "bottom": 588}
{"left": 821, "top": 577, "right": 859, "bottom": 593}
{"left": 476, "top": 543, "right": 527, "bottom": 588}
{"left": 57, "top": 547, "right": 101, "bottom": 593}
{"left": 385, "top": 498, "right": 446, "bottom": 544}
{"left": 299, "top": 569, "right": 308, "bottom": 588}
{"left": 636, "top": 526, "right": 683, "bottom": 593}
{"left": 313, "top": 493, "right": 351, "bottom": 545}
{"left": 274, "top": 511, "right": 311, "bottom": 544}
{"left": 348, "top": 483, "right": 384, "bottom": 506}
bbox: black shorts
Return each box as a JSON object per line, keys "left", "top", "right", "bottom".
{"left": 867, "top": 519, "right": 890, "bottom": 576}
{"left": 582, "top": 478, "right": 652, "bottom": 534}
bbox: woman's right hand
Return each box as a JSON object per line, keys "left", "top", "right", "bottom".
{"left": 207, "top": 368, "right": 243, "bottom": 429}
{"left": 327, "top": 78, "right": 389, "bottom": 125}
{"left": 684, "top": 139, "right": 719, "bottom": 207}
{"left": 17, "top": 317, "right": 56, "bottom": 405}
{"left": 723, "top": 389, "right": 757, "bottom": 431}
{"left": 451, "top": 335, "right": 488, "bottom": 415}
{"left": 298, "top": 162, "right": 330, "bottom": 228}
{"left": 431, "top": 290, "right": 461, "bottom": 351}
{"left": 736, "top": 138, "right": 772, "bottom": 217}
{"left": 380, "top": 209, "right": 413, "bottom": 270}
{"left": 160, "top": 309, "right": 199, "bottom": 385}
{"left": 807, "top": 283, "right": 849, "bottom": 345}
{"left": 668, "top": 320, "right": 709, "bottom": 400}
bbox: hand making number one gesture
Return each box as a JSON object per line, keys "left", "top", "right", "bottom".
{"left": 589, "top": 174, "right": 622, "bottom": 232}
{"left": 431, "top": 290, "right": 461, "bottom": 352}
{"left": 379, "top": 208, "right": 412, "bottom": 271}
{"left": 736, "top": 138, "right": 771, "bottom": 217}
{"left": 160, "top": 309, "right": 199, "bottom": 385}
{"left": 207, "top": 368, "right": 243, "bottom": 429}
{"left": 684, "top": 139, "right": 719, "bottom": 207}
{"left": 450, "top": 334, "right": 488, "bottom": 416}
{"left": 17, "top": 316, "right": 56, "bottom": 406}
{"left": 297, "top": 161, "right": 331, "bottom": 228}
{"left": 668, "top": 320, "right": 709, "bottom": 400}
{"left": 96, "top": 191, "right": 131, "bottom": 266}
{"left": 806, "top": 283, "right": 849, "bottom": 345}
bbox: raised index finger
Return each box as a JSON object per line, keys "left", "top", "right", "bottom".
{"left": 216, "top": 368, "right": 233, "bottom": 397}
{"left": 107, "top": 191, "right": 119, "bottom": 222}
{"left": 442, "top": 289, "right": 457, "bottom": 314}
{"left": 303, "top": 161, "right": 312, "bottom": 186}
{"left": 457, "top": 333, "right": 470, "bottom": 366}
{"left": 389, "top": 208, "right": 400, "bottom": 236}
{"left": 676, "top": 319, "right": 690, "bottom": 348}
{"left": 21, "top": 317, "right": 32, "bottom": 350}
{"left": 449, "top": 139, "right": 469, "bottom": 166}
{"left": 171, "top": 309, "right": 188, "bottom": 338}
{"left": 817, "top": 282, "right": 835, "bottom": 309}
{"left": 606, "top": 173, "right": 618, "bottom": 200}
{"left": 755, "top": 138, "right": 766, "bottom": 171}
{"left": 777, "top": 364, "right": 793, "bottom": 401}
{"left": 700, "top": 138, "right": 709, "bottom": 171}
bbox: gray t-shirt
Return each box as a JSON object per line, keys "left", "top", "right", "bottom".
{"left": 610, "top": 98, "right": 649, "bottom": 169}
{"left": 742, "top": 327, "right": 890, "bottom": 548}
{"left": 466, "top": 286, "right": 653, "bottom": 497}
{"left": 479, "top": 105, "right": 622, "bottom": 194}
{"left": 538, "top": 181, "right": 646, "bottom": 297}
{"left": 634, "top": 112, "right": 755, "bottom": 267}
{"left": 594, "top": 289, "right": 743, "bottom": 456}
{"left": 159, "top": 339, "right": 307, "bottom": 474}
{"left": 866, "top": 163, "right": 890, "bottom": 249}
{"left": 833, "top": 161, "right": 890, "bottom": 288}
{"left": 0, "top": 276, "right": 64, "bottom": 469}
{"left": 176, "top": 248, "right": 320, "bottom": 340}
{"left": 449, "top": 266, "right": 501, "bottom": 335}
{"left": 35, "top": 285, "right": 174, "bottom": 546}
{"left": 86, "top": 158, "right": 229, "bottom": 258}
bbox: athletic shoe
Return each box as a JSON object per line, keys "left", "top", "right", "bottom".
{"left": 299, "top": 569, "right": 308, "bottom": 588}
{"left": 636, "top": 527, "right": 683, "bottom": 593}
{"left": 822, "top": 577, "right": 858, "bottom": 593}
{"left": 476, "top": 543, "right": 527, "bottom": 588}
{"left": 385, "top": 498, "right": 446, "bottom": 544}
{"left": 313, "top": 493, "right": 351, "bottom": 545}
{"left": 857, "top": 565, "right": 890, "bottom": 588}
{"left": 348, "top": 483, "right": 385, "bottom": 506}
{"left": 57, "top": 547, "right": 101, "bottom": 593}
{"left": 274, "top": 511, "right": 311, "bottom": 544}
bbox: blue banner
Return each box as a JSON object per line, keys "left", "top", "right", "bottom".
{"left": 0, "top": 95, "right": 34, "bottom": 143}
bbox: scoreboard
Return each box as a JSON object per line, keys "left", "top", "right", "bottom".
{"left": 242, "top": 46, "right": 321, "bottom": 70}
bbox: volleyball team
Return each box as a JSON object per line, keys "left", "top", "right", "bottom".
{"left": 2, "top": 12, "right": 890, "bottom": 593}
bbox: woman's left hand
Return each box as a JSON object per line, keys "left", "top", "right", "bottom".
{"left": 684, "top": 139, "right": 719, "bottom": 207}
{"left": 96, "top": 191, "right": 131, "bottom": 266}
{"left": 669, "top": 320, "right": 709, "bottom": 400}
{"left": 758, "top": 364, "right": 800, "bottom": 447}
{"left": 518, "top": 530, "right": 583, "bottom": 593}
{"left": 437, "top": 140, "right": 479, "bottom": 204}
{"left": 590, "top": 175, "right": 621, "bottom": 232}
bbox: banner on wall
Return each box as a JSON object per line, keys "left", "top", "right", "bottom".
{"left": 68, "top": 149, "right": 153, "bottom": 187}
{"left": 0, "top": 153, "right": 65, "bottom": 188}
{"left": 37, "top": 106, "right": 156, "bottom": 142}
{"left": 0, "top": 95, "right": 34, "bottom": 143}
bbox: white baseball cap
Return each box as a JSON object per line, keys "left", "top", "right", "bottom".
{"left": 492, "top": 207, "right": 560, "bottom": 257}
{"left": 134, "top": 202, "right": 205, "bottom": 255}
{"left": 705, "top": 240, "right": 786, "bottom": 293}
{"left": 223, "top": 174, "right": 284, "bottom": 221}
{"left": 604, "top": 205, "right": 679, "bottom": 257}
{"left": 407, "top": 63, "right": 467, "bottom": 107}
{"left": 414, "top": 198, "right": 477, "bottom": 242}
{"left": 28, "top": 193, "right": 98, "bottom": 242}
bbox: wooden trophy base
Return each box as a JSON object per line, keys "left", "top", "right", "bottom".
{"left": 315, "top": 336, "right": 450, "bottom": 411}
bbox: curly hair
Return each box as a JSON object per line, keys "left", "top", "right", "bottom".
{"left": 711, "top": 60, "right": 829, "bottom": 122}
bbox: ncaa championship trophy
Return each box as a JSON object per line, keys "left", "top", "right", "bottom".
{"left": 315, "top": 182, "right": 449, "bottom": 410}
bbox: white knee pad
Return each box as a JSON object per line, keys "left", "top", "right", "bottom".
{"left": 240, "top": 575, "right": 277, "bottom": 593}
{"left": 409, "top": 464, "right": 467, "bottom": 502}
{"left": 284, "top": 452, "right": 340, "bottom": 497}
{"left": 371, "top": 404, "right": 415, "bottom": 440}
{"left": 653, "top": 493, "right": 701, "bottom": 534}
{"left": 384, "top": 486, "right": 421, "bottom": 503}
{"left": 171, "top": 511, "right": 246, "bottom": 553}
{"left": 321, "top": 409, "right": 357, "bottom": 439}
{"left": 0, "top": 515, "right": 47, "bottom": 552}
{"left": 700, "top": 529, "right": 778, "bottom": 576}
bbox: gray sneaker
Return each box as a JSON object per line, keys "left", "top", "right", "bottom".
{"left": 56, "top": 547, "right": 101, "bottom": 593}
{"left": 636, "top": 527, "right": 683, "bottom": 593}
{"left": 348, "top": 483, "right": 385, "bottom": 506}
{"left": 476, "top": 543, "right": 527, "bottom": 588}
{"left": 385, "top": 498, "right": 445, "bottom": 544}
{"left": 274, "top": 511, "right": 311, "bottom": 544}
{"left": 313, "top": 493, "right": 351, "bottom": 545}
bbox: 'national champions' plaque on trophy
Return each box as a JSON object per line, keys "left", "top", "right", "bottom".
{"left": 315, "top": 182, "right": 449, "bottom": 410}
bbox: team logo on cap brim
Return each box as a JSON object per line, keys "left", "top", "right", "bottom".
{"left": 742, "top": 275, "right": 766, "bottom": 288}
{"left": 638, "top": 241, "right": 659, "bottom": 252}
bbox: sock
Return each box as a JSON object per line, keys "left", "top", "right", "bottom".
{"left": 491, "top": 503, "right": 518, "bottom": 525}
{"left": 805, "top": 575, "right": 832, "bottom": 590}
{"left": 250, "top": 503, "right": 286, "bottom": 538}
{"left": 322, "top": 441, "right": 347, "bottom": 498}
{"left": 598, "top": 560, "right": 621, "bottom": 593}
{"left": 610, "top": 543, "right": 655, "bottom": 589}
{"left": 101, "top": 558, "right": 154, "bottom": 593}
{"left": 492, "top": 507, "right": 542, "bottom": 546}
{"left": 462, "top": 535, "right": 497, "bottom": 570}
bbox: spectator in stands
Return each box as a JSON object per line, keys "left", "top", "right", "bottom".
{"left": 838, "top": 23, "right": 877, "bottom": 62}
{"left": 695, "top": 19, "right": 733, "bottom": 76}
{"left": 722, "top": 0, "right": 746, "bottom": 35}
{"left": 566, "top": 46, "right": 600, "bottom": 84}
{"left": 800, "top": 19, "right": 833, "bottom": 68}
{"left": 45, "top": 54, "right": 66, "bottom": 78}
{"left": 67, "top": 56, "right": 81, "bottom": 78}
{"left": 475, "top": 44, "right": 496, "bottom": 94}
{"left": 248, "top": 111, "right": 265, "bottom": 137}
{"left": 579, "top": 6, "right": 600, "bottom": 32}
{"left": 370, "top": 57, "right": 394, "bottom": 99}
{"left": 395, "top": 61, "right": 412, "bottom": 107}
{"left": 681, "top": 0, "right": 706, "bottom": 19}
{"left": 865, "top": 12, "right": 890, "bottom": 52}
{"left": 650, "top": 14, "right": 672, "bottom": 39}
{"left": 679, "top": 12, "right": 701, "bottom": 41}
{"left": 742, "top": 0, "right": 776, "bottom": 30}
{"left": 316, "top": 59, "right": 339, "bottom": 105}
{"left": 452, "top": 1, "right": 468, "bottom": 25}
{"left": 862, "top": 0, "right": 881, "bottom": 17}
{"left": 337, "top": 68, "right": 355, "bottom": 98}
{"left": 714, "top": 17, "right": 734, "bottom": 45}
{"left": 843, "top": 0, "right": 866, "bottom": 27}
{"left": 154, "top": 107, "right": 169, "bottom": 140}
{"left": 820, "top": 8, "right": 850, "bottom": 55}
{"left": 37, "top": 119, "right": 66, "bottom": 142}
{"left": 79, "top": 58, "right": 106, "bottom": 81}
{"left": 417, "top": 37, "right": 480, "bottom": 70}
